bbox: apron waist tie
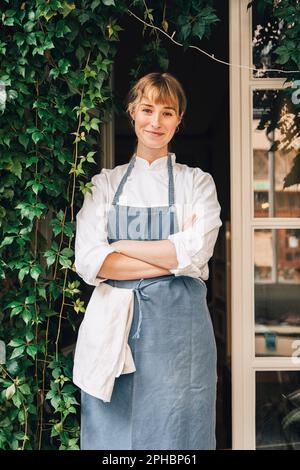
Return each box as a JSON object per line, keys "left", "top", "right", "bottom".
{"left": 132, "top": 278, "right": 150, "bottom": 339}
{"left": 131, "top": 275, "right": 174, "bottom": 339}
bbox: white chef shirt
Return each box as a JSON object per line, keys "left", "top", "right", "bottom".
{"left": 74, "top": 152, "right": 222, "bottom": 285}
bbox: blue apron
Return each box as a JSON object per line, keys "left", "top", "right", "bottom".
{"left": 80, "top": 154, "right": 217, "bottom": 450}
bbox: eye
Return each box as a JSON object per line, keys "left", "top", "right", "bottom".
{"left": 142, "top": 108, "right": 173, "bottom": 117}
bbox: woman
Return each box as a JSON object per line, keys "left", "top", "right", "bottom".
{"left": 73, "top": 72, "right": 222, "bottom": 450}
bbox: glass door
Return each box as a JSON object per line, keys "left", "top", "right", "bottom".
{"left": 230, "top": 0, "right": 300, "bottom": 449}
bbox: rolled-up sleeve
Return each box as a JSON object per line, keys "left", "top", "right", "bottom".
{"left": 74, "top": 171, "right": 116, "bottom": 286}
{"left": 168, "top": 168, "right": 222, "bottom": 277}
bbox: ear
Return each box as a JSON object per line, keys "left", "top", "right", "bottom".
{"left": 128, "top": 103, "right": 135, "bottom": 121}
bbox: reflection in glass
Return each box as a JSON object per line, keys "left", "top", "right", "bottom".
{"left": 255, "top": 229, "right": 300, "bottom": 357}
{"left": 252, "top": 2, "right": 288, "bottom": 78}
{"left": 256, "top": 371, "right": 300, "bottom": 450}
{"left": 253, "top": 90, "right": 300, "bottom": 218}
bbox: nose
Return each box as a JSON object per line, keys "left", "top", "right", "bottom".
{"left": 150, "top": 113, "right": 162, "bottom": 128}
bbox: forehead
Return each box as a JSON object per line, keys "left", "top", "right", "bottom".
{"left": 139, "top": 93, "right": 176, "bottom": 111}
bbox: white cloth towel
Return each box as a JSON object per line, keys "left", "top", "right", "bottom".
{"left": 72, "top": 282, "right": 136, "bottom": 402}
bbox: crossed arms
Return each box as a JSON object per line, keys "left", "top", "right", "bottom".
{"left": 97, "top": 240, "right": 178, "bottom": 281}
{"left": 96, "top": 214, "right": 199, "bottom": 281}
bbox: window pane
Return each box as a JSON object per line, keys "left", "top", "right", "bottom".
{"left": 253, "top": 89, "right": 300, "bottom": 218}
{"left": 252, "top": 2, "right": 289, "bottom": 78}
{"left": 255, "top": 229, "right": 300, "bottom": 357}
{"left": 256, "top": 371, "right": 300, "bottom": 450}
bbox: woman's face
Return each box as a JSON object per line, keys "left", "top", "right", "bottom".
{"left": 130, "top": 94, "right": 182, "bottom": 155}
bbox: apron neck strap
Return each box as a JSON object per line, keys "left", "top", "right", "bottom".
{"left": 112, "top": 153, "right": 175, "bottom": 207}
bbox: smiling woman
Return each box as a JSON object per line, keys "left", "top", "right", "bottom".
{"left": 126, "top": 72, "right": 186, "bottom": 163}
{"left": 73, "top": 72, "right": 222, "bottom": 450}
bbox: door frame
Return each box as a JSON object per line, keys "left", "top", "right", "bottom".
{"left": 229, "top": 0, "right": 300, "bottom": 450}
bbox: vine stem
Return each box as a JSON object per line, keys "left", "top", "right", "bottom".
{"left": 33, "top": 77, "right": 41, "bottom": 449}
{"left": 0, "top": 365, "right": 15, "bottom": 382}
{"left": 55, "top": 50, "right": 91, "bottom": 359}
{"left": 53, "top": 207, "right": 68, "bottom": 280}
{"left": 21, "top": 404, "right": 28, "bottom": 450}
{"left": 127, "top": 8, "right": 300, "bottom": 75}
{"left": 55, "top": 269, "right": 68, "bottom": 360}
{"left": 70, "top": 50, "right": 91, "bottom": 223}
{"left": 38, "top": 316, "right": 50, "bottom": 450}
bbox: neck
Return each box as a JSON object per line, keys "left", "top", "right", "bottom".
{"left": 135, "top": 144, "right": 169, "bottom": 164}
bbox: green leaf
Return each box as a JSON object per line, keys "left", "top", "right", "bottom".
{"left": 10, "top": 346, "right": 25, "bottom": 360}
{"left": 21, "top": 309, "right": 33, "bottom": 325}
{"left": 86, "top": 151, "right": 97, "bottom": 162}
{"left": 6, "top": 160, "right": 22, "bottom": 179}
{"left": 19, "top": 383, "right": 30, "bottom": 395}
{"left": 14, "top": 431, "right": 28, "bottom": 440}
{"left": 61, "top": 384, "right": 77, "bottom": 394}
{"left": 59, "top": 256, "right": 72, "bottom": 268}
{"left": 52, "top": 368, "right": 61, "bottom": 379}
{"left": 26, "top": 345, "right": 37, "bottom": 359}
{"left": 18, "top": 266, "right": 30, "bottom": 282}
{"left": 102, "top": 0, "right": 115, "bottom": 6}
{"left": 12, "top": 391, "right": 22, "bottom": 408}
{"left": 11, "top": 306, "right": 23, "bottom": 317}
{"left": 192, "top": 20, "right": 205, "bottom": 40}
{"left": 56, "top": 20, "right": 72, "bottom": 38}
{"left": 25, "top": 296, "right": 36, "bottom": 304}
{"left": 0, "top": 236, "right": 15, "bottom": 248}
{"left": 44, "top": 252, "right": 56, "bottom": 267}
{"left": 30, "top": 265, "right": 42, "bottom": 281}
{"left": 8, "top": 338, "right": 25, "bottom": 347}
{"left": 32, "top": 130, "right": 43, "bottom": 144}
{"left": 32, "top": 182, "right": 43, "bottom": 195}
{"left": 3, "top": 17, "right": 15, "bottom": 26}
{"left": 181, "top": 22, "right": 192, "bottom": 41}
{"left": 58, "top": 58, "right": 71, "bottom": 74}
{"left": 6, "top": 360, "right": 20, "bottom": 376}
{"left": 90, "top": 118, "right": 100, "bottom": 131}
{"left": 60, "top": 247, "right": 74, "bottom": 257}
{"left": 91, "top": 0, "right": 101, "bottom": 9}
{"left": 38, "top": 285, "right": 47, "bottom": 300}
{"left": 26, "top": 331, "right": 34, "bottom": 342}
{"left": 8, "top": 89, "right": 18, "bottom": 101}
{"left": 5, "top": 383, "right": 16, "bottom": 400}
{"left": 18, "top": 134, "right": 29, "bottom": 149}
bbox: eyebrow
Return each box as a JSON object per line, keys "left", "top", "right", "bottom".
{"left": 140, "top": 102, "right": 176, "bottom": 111}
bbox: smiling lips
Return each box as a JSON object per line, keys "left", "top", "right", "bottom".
{"left": 146, "top": 130, "right": 164, "bottom": 136}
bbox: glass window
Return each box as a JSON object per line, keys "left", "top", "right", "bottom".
{"left": 252, "top": 2, "right": 290, "bottom": 78}
{"left": 253, "top": 89, "right": 300, "bottom": 218}
{"left": 256, "top": 371, "right": 300, "bottom": 449}
{"left": 254, "top": 229, "right": 300, "bottom": 357}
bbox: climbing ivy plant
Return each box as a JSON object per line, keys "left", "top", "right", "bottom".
{"left": 0, "top": 0, "right": 219, "bottom": 450}
{"left": 11, "top": 0, "right": 300, "bottom": 452}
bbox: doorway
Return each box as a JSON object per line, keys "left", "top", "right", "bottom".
{"left": 109, "top": 1, "right": 231, "bottom": 449}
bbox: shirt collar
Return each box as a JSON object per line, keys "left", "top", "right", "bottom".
{"left": 133, "top": 152, "right": 176, "bottom": 171}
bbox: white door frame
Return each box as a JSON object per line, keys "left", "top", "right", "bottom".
{"left": 230, "top": 0, "right": 300, "bottom": 449}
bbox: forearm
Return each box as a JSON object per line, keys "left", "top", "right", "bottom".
{"left": 112, "top": 240, "right": 178, "bottom": 270}
{"left": 97, "top": 252, "right": 171, "bottom": 281}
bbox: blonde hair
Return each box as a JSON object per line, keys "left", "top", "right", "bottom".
{"left": 125, "top": 72, "right": 187, "bottom": 152}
